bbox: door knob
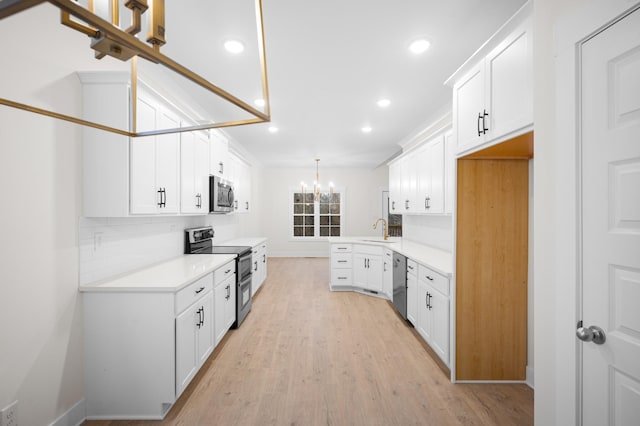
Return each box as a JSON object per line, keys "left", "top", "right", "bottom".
{"left": 576, "top": 322, "right": 606, "bottom": 345}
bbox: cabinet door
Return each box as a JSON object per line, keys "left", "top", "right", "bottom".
{"left": 407, "top": 273, "right": 417, "bottom": 326}
{"left": 180, "top": 131, "right": 198, "bottom": 213}
{"left": 427, "top": 285, "right": 450, "bottom": 364}
{"left": 155, "top": 109, "right": 180, "bottom": 213}
{"left": 427, "top": 137, "right": 445, "bottom": 213}
{"left": 214, "top": 280, "right": 228, "bottom": 346}
{"left": 402, "top": 155, "right": 418, "bottom": 212}
{"left": 453, "top": 61, "right": 486, "bottom": 154}
{"left": 353, "top": 253, "right": 368, "bottom": 289}
{"left": 225, "top": 276, "right": 236, "bottom": 330}
{"left": 195, "top": 133, "right": 210, "bottom": 213}
{"left": 210, "top": 131, "right": 229, "bottom": 177}
{"left": 415, "top": 145, "right": 431, "bottom": 213}
{"left": 416, "top": 279, "right": 430, "bottom": 341}
{"left": 444, "top": 130, "right": 455, "bottom": 214}
{"left": 175, "top": 305, "right": 198, "bottom": 397}
{"left": 383, "top": 250, "right": 393, "bottom": 299}
{"left": 388, "top": 161, "right": 402, "bottom": 214}
{"left": 196, "top": 292, "right": 214, "bottom": 365}
{"left": 130, "top": 97, "right": 158, "bottom": 214}
{"left": 366, "top": 255, "right": 383, "bottom": 292}
{"left": 485, "top": 19, "right": 532, "bottom": 141}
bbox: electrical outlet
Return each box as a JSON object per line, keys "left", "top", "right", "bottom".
{"left": 1, "top": 400, "right": 18, "bottom": 426}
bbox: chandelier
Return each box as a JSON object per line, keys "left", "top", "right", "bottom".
{"left": 301, "top": 159, "right": 334, "bottom": 203}
{"left": 0, "top": 0, "right": 270, "bottom": 137}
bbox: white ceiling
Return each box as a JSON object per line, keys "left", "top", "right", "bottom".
{"left": 221, "top": 0, "right": 528, "bottom": 168}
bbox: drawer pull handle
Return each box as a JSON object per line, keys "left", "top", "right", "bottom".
{"left": 338, "top": 277, "right": 347, "bottom": 280}
{"left": 426, "top": 276, "right": 434, "bottom": 281}
{"left": 225, "top": 269, "right": 231, "bottom": 274}
{"left": 195, "top": 286, "right": 205, "bottom": 294}
{"left": 337, "top": 260, "right": 347, "bottom": 263}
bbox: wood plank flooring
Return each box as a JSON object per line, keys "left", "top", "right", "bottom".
{"left": 84, "top": 257, "right": 533, "bottom": 426}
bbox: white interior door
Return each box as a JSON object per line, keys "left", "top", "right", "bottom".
{"left": 580, "top": 8, "right": 640, "bottom": 426}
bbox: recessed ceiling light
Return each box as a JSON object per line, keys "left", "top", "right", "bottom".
{"left": 224, "top": 40, "right": 244, "bottom": 54}
{"left": 409, "top": 39, "right": 430, "bottom": 54}
{"left": 362, "top": 126, "right": 372, "bottom": 133}
{"left": 254, "top": 99, "right": 266, "bottom": 107}
{"left": 377, "top": 99, "right": 391, "bottom": 108}
{"left": 268, "top": 126, "right": 278, "bottom": 133}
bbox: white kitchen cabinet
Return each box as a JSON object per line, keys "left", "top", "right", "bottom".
{"left": 383, "top": 249, "right": 393, "bottom": 299}
{"left": 176, "top": 289, "right": 214, "bottom": 397}
{"left": 415, "top": 135, "right": 445, "bottom": 214}
{"left": 330, "top": 243, "right": 353, "bottom": 289}
{"left": 387, "top": 127, "right": 451, "bottom": 216}
{"left": 388, "top": 160, "right": 402, "bottom": 214}
{"left": 416, "top": 264, "right": 450, "bottom": 365}
{"left": 210, "top": 130, "right": 229, "bottom": 178}
{"left": 83, "top": 265, "right": 230, "bottom": 419}
{"left": 130, "top": 92, "right": 181, "bottom": 214}
{"left": 451, "top": 12, "right": 532, "bottom": 155}
{"left": 229, "top": 153, "right": 252, "bottom": 213}
{"left": 353, "top": 244, "right": 383, "bottom": 293}
{"left": 406, "top": 259, "right": 418, "bottom": 326}
{"left": 214, "top": 273, "right": 236, "bottom": 346}
{"left": 444, "top": 130, "right": 455, "bottom": 214}
{"left": 253, "top": 242, "right": 268, "bottom": 295}
{"left": 181, "top": 130, "right": 210, "bottom": 214}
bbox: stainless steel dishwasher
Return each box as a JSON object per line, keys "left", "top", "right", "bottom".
{"left": 392, "top": 252, "right": 407, "bottom": 319}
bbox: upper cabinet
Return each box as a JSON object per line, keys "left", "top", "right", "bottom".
{"left": 180, "top": 128, "right": 210, "bottom": 215}
{"left": 130, "top": 92, "right": 181, "bottom": 215}
{"left": 448, "top": 3, "right": 532, "bottom": 156}
{"left": 387, "top": 128, "right": 454, "bottom": 216}
{"left": 80, "top": 73, "right": 255, "bottom": 217}
{"left": 210, "top": 130, "right": 229, "bottom": 178}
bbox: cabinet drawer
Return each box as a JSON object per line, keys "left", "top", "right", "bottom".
{"left": 331, "top": 244, "right": 352, "bottom": 253}
{"left": 176, "top": 273, "right": 213, "bottom": 314}
{"left": 418, "top": 264, "right": 449, "bottom": 296}
{"left": 407, "top": 259, "right": 418, "bottom": 276}
{"left": 331, "top": 269, "right": 352, "bottom": 286}
{"left": 331, "top": 253, "right": 352, "bottom": 269}
{"left": 354, "top": 244, "right": 384, "bottom": 256}
{"left": 214, "top": 260, "right": 236, "bottom": 285}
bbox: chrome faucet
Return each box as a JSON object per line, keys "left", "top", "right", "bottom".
{"left": 373, "top": 218, "right": 389, "bottom": 240}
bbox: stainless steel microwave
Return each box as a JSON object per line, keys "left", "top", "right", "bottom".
{"left": 210, "top": 175, "right": 235, "bottom": 213}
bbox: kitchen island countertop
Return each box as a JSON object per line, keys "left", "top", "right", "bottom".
{"left": 327, "top": 237, "right": 453, "bottom": 277}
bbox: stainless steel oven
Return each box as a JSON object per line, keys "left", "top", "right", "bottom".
{"left": 185, "top": 227, "right": 252, "bottom": 327}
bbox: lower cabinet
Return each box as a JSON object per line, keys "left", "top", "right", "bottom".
{"left": 175, "top": 290, "right": 214, "bottom": 397}
{"left": 407, "top": 260, "right": 418, "bottom": 326}
{"left": 330, "top": 243, "right": 353, "bottom": 288}
{"left": 83, "top": 263, "right": 235, "bottom": 420}
{"left": 252, "top": 242, "right": 268, "bottom": 295}
{"left": 214, "top": 273, "right": 236, "bottom": 346}
{"left": 383, "top": 249, "right": 393, "bottom": 299}
{"left": 353, "top": 244, "right": 383, "bottom": 293}
{"left": 416, "top": 278, "right": 450, "bottom": 365}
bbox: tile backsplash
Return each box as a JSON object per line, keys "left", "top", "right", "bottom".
{"left": 79, "top": 214, "right": 239, "bottom": 285}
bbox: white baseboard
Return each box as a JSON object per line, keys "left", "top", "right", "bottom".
{"left": 50, "top": 398, "right": 85, "bottom": 426}
{"left": 526, "top": 365, "right": 534, "bottom": 389}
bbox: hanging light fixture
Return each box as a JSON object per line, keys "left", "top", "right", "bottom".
{"left": 0, "top": 0, "right": 270, "bottom": 137}
{"left": 301, "top": 159, "right": 334, "bottom": 202}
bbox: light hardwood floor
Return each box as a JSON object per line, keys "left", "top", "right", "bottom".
{"left": 84, "top": 257, "right": 533, "bottom": 426}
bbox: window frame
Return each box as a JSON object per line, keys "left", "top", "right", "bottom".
{"left": 289, "top": 187, "right": 345, "bottom": 241}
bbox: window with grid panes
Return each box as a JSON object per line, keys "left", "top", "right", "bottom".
{"left": 292, "top": 190, "right": 342, "bottom": 238}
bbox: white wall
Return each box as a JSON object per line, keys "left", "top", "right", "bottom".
{"left": 259, "top": 166, "right": 389, "bottom": 256}
{"left": 0, "top": 6, "right": 90, "bottom": 425}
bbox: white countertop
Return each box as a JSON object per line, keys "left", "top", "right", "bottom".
{"left": 79, "top": 254, "right": 237, "bottom": 292}
{"left": 219, "top": 237, "right": 267, "bottom": 248}
{"left": 327, "top": 237, "right": 453, "bottom": 277}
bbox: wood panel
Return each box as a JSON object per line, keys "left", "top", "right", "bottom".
{"left": 456, "top": 159, "right": 529, "bottom": 380}
{"left": 84, "top": 257, "right": 533, "bottom": 425}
